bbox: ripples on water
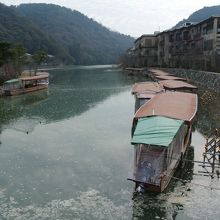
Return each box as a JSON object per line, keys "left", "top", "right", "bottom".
{"left": 0, "top": 65, "right": 219, "bottom": 219}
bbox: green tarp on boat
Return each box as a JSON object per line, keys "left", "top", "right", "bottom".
{"left": 131, "top": 116, "right": 184, "bottom": 147}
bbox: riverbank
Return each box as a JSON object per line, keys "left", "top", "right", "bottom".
{"left": 161, "top": 68, "right": 220, "bottom": 93}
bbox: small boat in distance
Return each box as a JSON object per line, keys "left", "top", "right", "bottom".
{"left": 149, "top": 69, "right": 173, "bottom": 76}
{"left": 128, "top": 91, "right": 198, "bottom": 192}
{"left": 3, "top": 74, "right": 49, "bottom": 96}
{"left": 155, "top": 75, "right": 187, "bottom": 81}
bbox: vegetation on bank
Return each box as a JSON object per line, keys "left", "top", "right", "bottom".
{"left": 0, "top": 3, "right": 134, "bottom": 66}
{"left": 0, "top": 41, "right": 48, "bottom": 84}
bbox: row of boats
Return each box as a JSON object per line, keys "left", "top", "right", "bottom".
{"left": 128, "top": 68, "right": 198, "bottom": 192}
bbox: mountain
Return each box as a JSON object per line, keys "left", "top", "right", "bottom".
{"left": 0, "top": 3, "right": 134, "bottom": 65}
{"left": 174, "top": 5, "right": 220, "bottom": 28}
{"left": 0, "top": 3, "right": 67, "bottom": 61}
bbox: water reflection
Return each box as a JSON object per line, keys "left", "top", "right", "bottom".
{"left": 0, "top": 66, "right": 142, "bottom": 129}
{"left": 0, "top": 66, "right": 220, "bottom": 219}
{"left": 0, "top": 67, "right": 137, "bottom": 219}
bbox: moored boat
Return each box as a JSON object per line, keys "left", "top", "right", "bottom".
{"left": 155, "top": 75, "right": 187, "bottom": 81}
{"left": 149, "top": 69, "right": 173, "bottom": 76}
{"left": 131, "top": 82, "right": 164, "bottom": 112}
{"left": 3, "top": 75, "right": 49, "bottom": 96}
{"left": 159, "top": 80, "right": 197, "bottom": 92}
{"left": 128, "top": 91, "right": 198, "bottom": 192}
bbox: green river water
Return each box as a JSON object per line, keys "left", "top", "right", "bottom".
{"left": 0, "top": 65, "right": 219, "bottom": 220}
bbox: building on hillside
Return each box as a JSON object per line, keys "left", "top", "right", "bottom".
{"left": 127, "top": 16, "right": 220, "bottom": 71}
{"left": 131, "top": 34, "right": 158, "bottom": 67}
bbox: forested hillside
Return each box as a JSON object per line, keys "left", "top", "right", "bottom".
{"left": 0, "top": 3, "right": 66, "bottom": 61}
{"left": 174, "top": 5, "right": 220, "bottom": 28}
{"left": 0, "top": 3, "right": 134, "bottom": 65}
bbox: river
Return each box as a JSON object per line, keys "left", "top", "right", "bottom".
{"left": 0, "top": 65, "right": 219, "bottom": 219}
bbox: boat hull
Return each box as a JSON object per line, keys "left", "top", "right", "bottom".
{"left": 129, "top": 124, "right": 192, "bottom": 193}
{"left": 4, "top": 84, "right": 48, "bottom": 96}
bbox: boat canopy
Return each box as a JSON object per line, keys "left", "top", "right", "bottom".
{"left": 3, "top": 78, "right": 21, "bottom": 84}
{"left": 131, "top": 116, "right": 183, "bottom": 147}
{"left": 149, "top": 69, "right": 173, "bottom": 76}
{"left": 131, "top": 82, "right": 163, "bottom": 94}
{"left": 20, "top": 75, "right": 48, "bottom": 81}
{"left": 134, "top": 91, "right": 198, "bottom": 123}
{"left": 3, "top": 78, "right": 22, "bottom": 90}
{"left": 159, "top": 80, "right": 197, "bottom": 90}
{"left": 155, "top": 75, "right": 187, "bottom": 81}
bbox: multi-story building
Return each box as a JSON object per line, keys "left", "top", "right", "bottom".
{"left": 132, "top": 34, "right": 158, "bottom": 67}
{"left": 127, "top": 16, "right": 220, "bottom": 71}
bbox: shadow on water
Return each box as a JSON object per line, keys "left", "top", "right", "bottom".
{"left": 132, "top": 146, "right": 194, "bottom": 220}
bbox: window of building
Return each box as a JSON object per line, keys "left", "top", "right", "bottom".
{"left": 183, "top": 31, "right": 189, "bottom": 40}
{"left": 206, "top": 22, "right": 214, "bottom": 34}
{"left": 169, "top": 34, "right": 174, "bottom": 42}
{"left": 217, "top": 18, "right": 220, "bottom": 34}
{"left": 175, "top": 33, "right": 182, "bottom": 41}
{"left": 204, "top": 40, "right": 213, "bottom": 51}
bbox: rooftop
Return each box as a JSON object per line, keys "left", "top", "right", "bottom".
{"left": 159, "top": 80, "right": 197, "bottom": 90}
{"left": 131, "top": 82, "right": 163, "bottom": 94}
{"left": 134, "top": 91, "right": 198, "bottom": 123}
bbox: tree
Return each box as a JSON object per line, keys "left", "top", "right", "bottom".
{"left": 9, "top": 43, "right": 26, "bottom": 75}
{"left": 0, "top": 42, "right": 12, "bottom": 67}
{"left": 0, "top": 42, "right": 27, "bottom": 83}
{"left": 32, "top": 50, "right": 48, "bottom": 74}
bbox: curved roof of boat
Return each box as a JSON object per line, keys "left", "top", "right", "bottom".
{"left": 136, "top": 93, "right": 156, "bottom": 99}
{"left": 20, "top": 75, "right": 49, "bottom": 81}
{"left": 149, "top": 69, "right": 173, "bottom": 76}
{"left": 159, "top": 80, "right": 197, "bottom": 90}
{"left": 131, "top": 116, "right": 184, "bottom": 146}
{"left": 134, "top": 91, "right": 198, "bottom": 122}
{"left": 155, "top": 75, "right": 187, "bottom": 81}
{"left": 3, "top": 78, "right": 21, "bottom": 84}
{"left": 131, "top": 82, "right": 163, "bottom": 94}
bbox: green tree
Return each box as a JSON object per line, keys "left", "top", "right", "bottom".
{"left": 0, "top": 42, "right": 12, "bottom": 67}
{"left": 9, "top": 43, "right": 26, "bottom": 75}
{"left": 0, "top": 42, "right": 18, "bottom": 81}
{"left": 32, "top": 50, "right": 48, "bottom": 74}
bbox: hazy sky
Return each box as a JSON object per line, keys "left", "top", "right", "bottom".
{"left": 1, "top": 0, "right": 220, "bottom": 37}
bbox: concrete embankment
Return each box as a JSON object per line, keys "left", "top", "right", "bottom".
{"left": 162, "top": 68, "right": 220, "bottom": 93}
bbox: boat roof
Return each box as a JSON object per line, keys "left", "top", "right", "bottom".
{"left": 155, "top": 75, "right": 187, "bottom": 81}
{"left": 131, "top": 116, "right": 183, "bottom": 147}
{"left": 134, "top": 91, "right": 198, "bottom": 122}
{"left": 125, "top": 68, "right": 144, "bottom": 71}
{"left": 149, "top": 69, "right": 173, "bottom": 76}
{"left": 136, "top": 93, "right": 156, "bottom": 99}
{"left": 159, "top": 80, "right": 197, "bottom": 90}
{"left": 131, "top": 82, "right": 163, "bottom": 94}
{"left": 4, "top": 78, "right": 21, "bottom": 84}
{"left": 20, "top": 75, "right": 49, "bottom": 81}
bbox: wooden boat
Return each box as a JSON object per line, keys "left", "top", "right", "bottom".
{"left": 125, "top": 68, "right": 144, "bottom": 75}
{"left": 159, "top": 80, "right": 197, "bottom": 92}
{"left": 131, "top": 82, "right": 164, "bottom": 112}
{"left": 128, "top": 91, "right": 198, "bottom": 192}
{"left": 149, "top": 69, "right": 173, "bottom": 76}
{"left": 3, "top": 75, "right": 49, "bottom": 96}
{"left": 155, "top": 75, "right": 187, "bottom": 81}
